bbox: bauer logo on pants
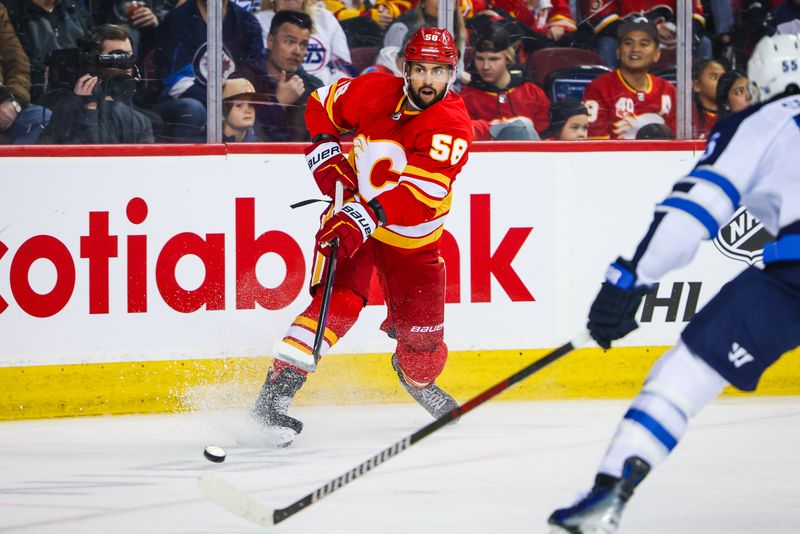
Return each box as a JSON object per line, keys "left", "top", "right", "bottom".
{"left": 713, "top": 206, "right": 774, "bottom": 266}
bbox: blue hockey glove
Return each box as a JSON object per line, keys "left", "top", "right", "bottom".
{"left": 587, "top": 257, "right": 651, "bottom": 349}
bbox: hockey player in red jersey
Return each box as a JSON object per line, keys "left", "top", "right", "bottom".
{"left": 582, "top": 19, "right": 676, "bottom": 139}
{"left": 251, "top": 27, "right": 473, "bottom": 443}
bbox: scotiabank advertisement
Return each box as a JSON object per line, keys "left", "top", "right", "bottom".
{"left": 0, "top": 146, "right": 754, "bottom": 366}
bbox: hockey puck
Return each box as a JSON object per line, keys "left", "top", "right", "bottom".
{"left": 203, "top": 445, "right": 226, "bottom": 463}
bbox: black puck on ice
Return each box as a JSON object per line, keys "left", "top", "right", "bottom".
{"left": 203, "top": 445, "right": 226, "bottom": 463}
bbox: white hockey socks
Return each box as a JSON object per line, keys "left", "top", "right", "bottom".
{"left": 598, "top": 340, "right": 728, "bottom": 477}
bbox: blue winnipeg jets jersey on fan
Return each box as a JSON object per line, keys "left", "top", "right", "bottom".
{"left": 629, "top": 93, "right": 800, "bottom": 284}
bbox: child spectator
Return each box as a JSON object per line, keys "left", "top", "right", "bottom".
{"left": 255, "top": 0, "right": 354, "bottom": 84}
{"left": 222, "top": 77, "right": 265, "bottom": 141}
{"left": 692, "top": 58, "right": 726, "bottom": 139}
{"left": 716, "top": 69, "right": 752, "bottom": 119}
{"left": 582, "top": 19, "right": 675, "bottom": 139}
{"left": 460, "top": 23, "right": 550, "bottom": 139}
{"left": 542, "top": 98, "right": 589, "bottom": 140}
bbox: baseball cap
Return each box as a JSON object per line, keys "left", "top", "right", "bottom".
{"left": 474, "top": 23, "right": 513, "bottom": 53}
{"left": 222, "top": 78, "right": 269, "bottom": 102}
{"left": 617, "top": 16, "right": 659, "bottom": 44}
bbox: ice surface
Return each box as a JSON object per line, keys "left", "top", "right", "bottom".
{"left": 1, "top": 399, "right": 799, "bottom": 533}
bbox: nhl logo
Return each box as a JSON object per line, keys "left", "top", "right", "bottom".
{"left": 713, "top": 206, "right": 774, "bottom": 265}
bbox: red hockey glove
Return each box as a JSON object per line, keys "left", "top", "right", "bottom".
{"left": 304, "top": 139, "right": 358, "bottom": 196}
{"left": 316, "top": 200, "right": 380, "bottom": 258}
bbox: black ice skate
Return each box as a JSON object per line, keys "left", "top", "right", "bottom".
{"left": 391, "top": 354, "right": 459, "bottom": 419}
{"left": 251, "top": 367, "right": 306, "bottom": 444}
{"left": 548, "top": 456, "right": 651, "bottom": 534}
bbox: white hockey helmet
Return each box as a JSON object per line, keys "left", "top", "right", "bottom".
{"left": 747, "top": 33, "right": 800, "bottom": 102}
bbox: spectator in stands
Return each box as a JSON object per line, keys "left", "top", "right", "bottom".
{"left": 635, "top": 121, "right": 675, "bottom": 139}
{"left": 248, "top": 10, "right": 321, "bottom": 140}
{"left": 88, "top": 0, "right": 167, "bottom": 56}
{"left": 486, "top": 0, "right": 576, "bottom": 48}
{"left": 0, "top": 3, "right": 49, "bottom": 143}
{"left": 582, "top": 20, "right": 675, "bottom": 139}
{"left": 157, "top": 0, "right": 265, "bottom": 104}
{"left": 461, "top": 23, "right": 550, "bottom": 139}
{"left": 155, "top": 0, "right": 266, "bottom": 141}
{"left": 769, "top": 0, "right": 800, "bottom": 35}
{"left": 38, "top": 24, "right": 153, "bottom": 143}
{"left": 580, "top": 0, "right": 709, "bottom": 68}
{"left": 542, "top": 98, "right": 589, "bottom": 140}
{"left": 691, "top": 58, "right": 726, "bottom": 139}
{"left": 221, "top": 77, "right": 264, "bottom": 141}
{"left": 324, "top": 0, "right": 411, "bottom": 30}
{"left": 383, "top": 0, "right": 467, "bottom": 77}
{"left": 255, "top": 0, "right": 354, "bottom": 84}
{"left": 2, "top": 0, "right": 91, "bottom": 102}
{"left": 716, "top": 69, "right": 752, "bottom": 119}
{"left": 361, "top": 44, "right": 403, "bottom": 75}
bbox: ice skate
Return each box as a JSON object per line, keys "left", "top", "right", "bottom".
{"left": 392, "top": 354, "right": 459, "bottom": 419}
{"left": 251, "top": 367, "right": 306, "bottom": 447}
{"left": 548, "top": 456, "right": 651, "bottom": 534}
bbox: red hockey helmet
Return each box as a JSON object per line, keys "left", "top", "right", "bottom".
{"left": 404, "top": 28, "right": 459, "bottom": 68}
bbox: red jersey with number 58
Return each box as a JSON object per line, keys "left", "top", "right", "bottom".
{"left": 306, "top": 72, "right": 473, "bottom": 250}
{"left": 582, "top": 70, "right": 676, "bottom": 139}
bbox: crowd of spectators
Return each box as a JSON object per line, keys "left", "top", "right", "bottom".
{"left": 0, "top": 0, "right": 792, "bottom": 144}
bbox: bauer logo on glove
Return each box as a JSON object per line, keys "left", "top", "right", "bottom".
{"left": 316, "top": 200, "right": 381, "bottom": 258}
{"left": 303, "top": 139, "right": 358, "bottom": 196}
{"left": 306, "top": 143, "right": 341, "bottom": 170}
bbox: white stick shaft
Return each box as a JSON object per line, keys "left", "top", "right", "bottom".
{"left": 334, "top": 181, "right": 344, "bottom": 212}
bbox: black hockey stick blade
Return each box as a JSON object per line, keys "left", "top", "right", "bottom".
{"left": 198, "top": 331, "right": 591, "bottom": 528}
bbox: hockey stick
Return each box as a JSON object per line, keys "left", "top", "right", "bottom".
{"left": 198, "top": 330, "right": 592, "bottom": 527}
{"left": 311, "top": 181, "right": 344, "bottom": 363}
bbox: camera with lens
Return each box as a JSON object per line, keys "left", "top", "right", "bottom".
{"left": 44, "top": 38, "right": 139, "bottom": 100}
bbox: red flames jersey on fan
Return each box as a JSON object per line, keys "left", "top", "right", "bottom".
{"left": 306, "top": 72, "right": 473, "bottom": 250}
{"left": 582, "top": 70, "right": 675, "bottom": 139}
{"left": 580, "top": 0, "right": 704, "bottom": 34}
{"left": 489, "top": 0, "right": 576, "bottom": 34}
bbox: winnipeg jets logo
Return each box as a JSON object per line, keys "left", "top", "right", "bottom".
{"left": 713, "top": 206, "right": 774, "bottom": 265}
{"left": 728, "top": 342, "right": 754, "bottom": 368}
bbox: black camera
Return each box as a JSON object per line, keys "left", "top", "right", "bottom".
{"left": 44, "top": 38, "right": 138, "bottom": 97}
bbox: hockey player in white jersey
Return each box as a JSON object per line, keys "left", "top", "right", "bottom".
{"left": 548, "top": 33, "right": 800, "bottom": 533}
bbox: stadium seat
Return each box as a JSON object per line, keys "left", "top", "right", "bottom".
{"left": 545, "top": 65, "right": 612, "bottom": 102}
{"left": 526, "top": 47, "right": 605, "bottom": 87}
{"left": 349, "top": 46, "right": 379, "bottom": 75}
{"left": 652, "top": 47, "right": 677, "bottom": 70}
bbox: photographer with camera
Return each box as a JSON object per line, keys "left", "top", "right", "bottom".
{"left": 39, "top": 24, "right": 153, "bottom": 143}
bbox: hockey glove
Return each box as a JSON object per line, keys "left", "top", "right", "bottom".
{"left": 316, "top": 200, "right": 381, "bottom": 258}
{"left": 304, "top": 138, "right": 358, "bottom": 197}
{"left": 587, "top": 257, "right": 651, "bottom": 349}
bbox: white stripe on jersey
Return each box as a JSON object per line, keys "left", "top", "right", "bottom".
{"left": 398, "top": 176, "right": 449, "bottom": 200}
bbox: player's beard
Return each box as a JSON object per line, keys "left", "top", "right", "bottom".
{"left": 409, "top": 83, "right": 447, "bottom": 110}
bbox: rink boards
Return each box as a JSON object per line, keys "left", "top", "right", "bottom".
{"left": 1, "top": 142, "right": 798, "bottom": 419}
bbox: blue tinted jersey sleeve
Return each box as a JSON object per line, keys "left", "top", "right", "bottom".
{"left": 629, "top": 103, "right": 776, "bottom": 285}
